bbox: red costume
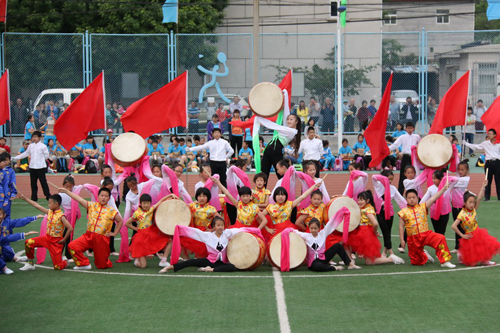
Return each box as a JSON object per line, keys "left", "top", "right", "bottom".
{"left": 129, "top": 207, "right": 170, "bottom": 258}
{"left": 345, "top": 204, "right": 382, "bottom": 261}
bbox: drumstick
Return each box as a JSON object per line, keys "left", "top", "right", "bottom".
{"left": 485, "top": 168, "right": 489, "bottom": 181}
{"left": 47, "top": 181, "right": 60, "bottom": 189}
{"left": 321, "top": 174, "right": 328, "bottom": 181}
{"left": 446, "top": 171, "right": 449, "bottom": 187}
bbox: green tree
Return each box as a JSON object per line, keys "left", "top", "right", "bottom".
{"left": 382, "top": 39, "right": 418, "bottom": 66}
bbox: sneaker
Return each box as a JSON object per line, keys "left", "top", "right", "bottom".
{"left": 159, "top": 259, "right": 170, "bottom": 268}
{"left": 482, "top": 261, "right": 496, "bottom": 266}
{"left": 441, "top": 261, "right": 456, "bottom": 268}
{"left": 19, "top": 264, "right": 35, "bottom": 271}
{"left": 15, "top": 256, "right": 28, "bottom": 262}
{"left": 73, "top": 264, "right": 92, "bottom": 270}
{"left": 197, "top": 267, "right": 207, "bottom": 272}
{"left": 450, "top": 249, "right": 458, "bottom": 254}
{"left": 397, "top": 247, "right": 405, "bottom": 253}
{"left": 390, "top": 254, "right": 405, "bottom": 265}
{"left": 328, "top": 261, "right": 337, "bottom": 266}
{"left": 62, "top": 256, "right": 68, "bottom": 261}
{"left": 424, "top": 250, "right": 435, "bottom": 263}
{"left": 347, "top": 264, "right": 362, "bottom": 270}
{"left": 110, "top": 252, "right": 119, "bottom": 256}
{"left": 134, "top": 258, "right": 139, "bottom": 267}
{"left": 332, "top": 266, "right": 345, "bottom": 271}
{"left": 3, "top": 267, "right": 14, "bottom": 275}
{"left": 86, "top": 251, "right": 94, "bottom": 257}
{"left": 470, "top": 153, "right": 475, "bottom": 157}
{"left": 68, "top": 259, "right": 74, "bottom": 263}
{"left": 159, "top": 266, "right": 169, "bottom": 274}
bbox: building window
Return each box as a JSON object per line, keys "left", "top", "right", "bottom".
{"left": 437, "top": 10, "right": 449, "bottom": 24}
{"left": 383, "top": 10, "right": 397, "bottom": 25}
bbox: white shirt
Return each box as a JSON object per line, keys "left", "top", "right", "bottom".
{"left": 188, "top": 138, "right": 234, "bottom": 161}
{"left": 388, "top": 133, "right": 421, "bottom": 155}
{"left": 229, "top": 102, "right": 243, "bottom": 113}
{"left": 464, "top": 140, "right": 500, "bottom": 160}
{"left": 12, "top": 141, "right": 49, "bottom": 169}
{"left": 464, "top": 114, "right": 476, "bottom": 134}
{"left": 298, "top": 138, "right": 323, "bottom": 160}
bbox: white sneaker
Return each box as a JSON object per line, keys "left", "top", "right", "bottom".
{"left": 159, "top": 259, "right": 170, "bottom": 267}
{"left": 328, "top": 261, "right": 337, "bottom": 266}
{"left": 482, "top": 261, "right": 496, "bottom": 266}
{"left": 424, "top": 250, "right": 435, "bottom": 263}
{"left": 110, "top": 252, "right": 119, "bottom": 256}
{"left": 450, "top": 249, "right": 458, "bottom": 254}
{"left": 3, "top": 267, "right": 14, "bottom": 274}
{"left": 68, "top": 259, "right": 74, "bottom": 263}
{"left": 390, "top": 254, "right": 405, "bottom": 265}
{"left": 86, "top": 251, "right": 94, "bottom": 257}
{"left": 441, "top": 261, "right": 456, "bottom": 268}
{"left": 134, "top": 258, "right": 139, "bottom": 267}
{"left": 73, "top": 264, "right": 92, "bottom": 270}
{"left": 62, "top": 256, "right": 68, "bottom": 261}
{"left": 19, "top": 264, "right": 35, "bottom": 271}
{"left": 397, "top": 247, "right": 405, "bottom": 253}
{"left": 15, "top": 256, "right": 28, "bottom": 262}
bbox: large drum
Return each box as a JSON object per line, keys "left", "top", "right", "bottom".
{"left": 154, "top": 198, "right": 192, "bottom": 235}
{"left": 326, "top": 196, "right": 360, "bottom": 232}
{"left": 111, "top": 132, "right": 147, "bottom": 167}
{"left": 227, "top": 232, "right": 266, "bottom": 270}
{"left": 267, "top": 232, "right": 307, "bottom": 270}
{"left": 248, "top": 82, "right": 284, "bottom": 118}
{"left": 417, "top": 134, "right": 453, "bottom": 168}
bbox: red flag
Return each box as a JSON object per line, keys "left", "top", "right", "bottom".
{"left": 121, "top": 71, "right": 187, "bottom": 138}
{"left": 481, "top": 95, "right": 500, "bottom": 137}
{"left": 429, "top": 71, "right": 469, "bottom": 135}
{"left": 230, "top": 70, "right": 293, "bottom": 129}
{"left": 365, "top": 73, "right": 393, "bottom": 168}
{"left": 54, "top": 72, "right": 105, "bottom": 150}
{"left": 0, "top": 0, "right": 7, "bottom": 23}
{"left": 0, "top": 69, "right": 10, "bottom": 126}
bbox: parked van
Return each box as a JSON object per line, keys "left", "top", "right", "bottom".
{"left": 33, "top": 88, "right": 83, "bottom": 110}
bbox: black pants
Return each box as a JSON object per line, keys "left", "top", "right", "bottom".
{"left": 452, "top": 207, "right": 464, "bottom": 250}
{"left": 173, "top": 258, "right": 236, "bottom": 272}
{"left": 398, "top": 154, "right": 411, "bottom": 195}
{"left": 29, "top": 168, "right": 51, "bottom": 201}
{"left": 210, "top": 160, "right": 227, "bottom": 188}
{"left": 303, "top": 160, "right": 320, "bottom": 177}
{"left": 262, "top": 140, "right": 284, "bottom": 180}
{"left": 230, "top": 136, "right": 243, "bottom": 158}
{"left": 484, "top": 160, "right": 500, "bottom": 200}
{"left": 377, "top": 205, "right": 394, "bottom": 250}
{"left": 383, "top": 155, "right": 397, "bottom": 168}
{"left": 309, "top": 243, "right": 351, "bottom": 272}
{"left": 109, "top": 222, "right": 116, "bottom": 253}
{"left": 226, "top": 203, "right": 237, "bottom": 225}
{"left": 431, "top": 213, "right": 449, "bottom": 235}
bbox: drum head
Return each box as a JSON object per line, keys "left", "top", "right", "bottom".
{"left": 227, "top": 233, "right": 263, "bottom": 270}
{"left": 269, "top": 232, "right": 307, "bottom": 269}
{"left": 154, "top": 199, "right": 192, "bottom": 235}
{"left": 111, "top": 132, "right": 146, "bottom": 164}
{"left": 327, "top": 197, "right": 361, "bottom": 232}
{"left": 417, "top": 134, "right": 453, "bottom": 168}
{"left": 248, "top": 82, "right": 284, "bottom": 118}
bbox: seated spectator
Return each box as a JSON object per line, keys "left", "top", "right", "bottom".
{"left": 383, "top": 136, "right": 397, "bottom": 170}
{"left": 165, "top": 138, "right": 186, "bottom": 166}
{"left": 186, "top": 138, "right": 198, "bottom": 171}
{"left": 179, "top": 137, "right": 186, "bottom": 150}
{"left": 338, "top": 138, "right": 353, "bottom": 170}
{"left": 15, "top": 140, "right": 30, "bottom": 172}
{"left": 284, "top": 141, "right": 299, "bottom": 164}
{"left": 69, "top": 140, "right": 84, "bottom": 164}
{"left": 320, "top": 140, "right": 335, "bottom": 171}
{"left": 148, "top": 139, "right": 165, "bottom": 165}
{"left": 207, "top": 114, "right": 223, "bottom": 140}
{"left": 392, "top": 122, "right": 407, "bottom": 138}
{"left": 239, "top": 141, "right": 254, "bottom": 170}
{"left": 353, "top": 134, "right": 372, "bottom": 170}
{"left": 0, "top": 137, "right": 11, "bottom": 153}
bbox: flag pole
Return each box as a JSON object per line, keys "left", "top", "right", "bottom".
{"left": 102, "top": 71, "right": 107, "bottom": 135}
{"left": 462, "top": 70, "right": 470, "bottom": 160}
{"left": 6, "top": 69, "right": 11, "bottom": 151}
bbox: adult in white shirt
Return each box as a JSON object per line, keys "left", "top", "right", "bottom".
{"left": 464, "top": 128, "right": 500, "bottom": 201}
{"left": 464, "top": 106, "right": 476, "bottom": 156}
{"left": 12, "top": 131, "right": 51, "bottom": 201}
{"left": 187, "top": 128, "right": 233, "bottom": 188}
{"left": 298, "top": 126, "right": 323, "bottom": 177}
{"left": 388, "top": 121, "right": 421, "bottom": 194}
{"left": 229, "top": 96, "right": 243, "bottom": 114}
{"left": 473, "top": 99, "right": 487, "bottom": 131}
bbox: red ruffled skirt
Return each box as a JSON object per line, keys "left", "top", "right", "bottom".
{"left": 459, "top": 228, "right": 500, "bottom": 266}
{"left": 181, "top": 226, "right": 209, "bottom": 258}
{"left": 325, "top": 231, "right": 343, "bottom": 250}
{"left": 345, "top": 226, "right": 382, "bottom": 260}
{"left": 229, "top": 219, "right": 260, "bottom": 229}
{"left": 129, "top": 224, "right": 171, "bottom": 258}
{"left": 262, "top": 220, "right": 297, "bottom": 243}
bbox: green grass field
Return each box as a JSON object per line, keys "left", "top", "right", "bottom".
{"left": 3, "top": 198, "right": 500, "bottom": 332}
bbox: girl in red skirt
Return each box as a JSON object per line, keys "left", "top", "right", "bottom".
{"left": 261, "top": 182, "right": 322, "bottom": 242}
{"left": 452, "top": 181, "right": 500, "bottom": 266}
{"left": 346, "top": 190, "right": 405, "bottom": 265}
{"left": 126, "top": 194, "right": 173, "bottom": 268}
{"left": 295, "top": 190, "right": 326, "bottom": 232}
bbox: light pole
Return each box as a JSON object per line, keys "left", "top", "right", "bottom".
{"left": 336, "top": 2, "right": 346, "bottom": 151}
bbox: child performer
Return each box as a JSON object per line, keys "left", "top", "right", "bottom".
{"left": 261, "top": 182, "right": 322, "bottom": 241}
{"left": 295, "top": 190, "right": 325, "bottom": 232}
{"left": 0, "top": 209, "right": 42, "bottom": 264}
{"left": 211, "top": 177, "right": 268, "bottom": 230}
{"left": 19, "top": 194, "right": 73, "bottom": 271}
{"left": 126, "top": 194, "right": 173, "bottom": 268}
{"left": 59, "top": 176, "right": 82, "bottom": 259}
{"left": 195, "top": 165, "right": 212, "bottom": 191}
{"left": 61, "top": 187, "right": 123, "bottom": 270}
{"left": 1, "top": 229, "right": 38, "bottom": 275}
{"left": 160, "top": 217, "right": 262, "bottom": 273}
{"left": 252, "top": 172, "right": 270, "bottom": 210}
{"left": 290, "top": 218, "right": 360, "bottom": 271}
{"left": 398, "top": 187, "right": 456, "bottom": 268}
{"left": 372, "top": 170, "right": 407, "bottom": 257}
{"left": 342, "top": 162, "right": 368, "bottom": 200}
{"left": 450, "top": 161, "right": 470, "bottom": 253}
{"left": 452, "top": 181, "right": 500, "bottom": 266}
{"left": 303, "top": 161, "right": 330, "bottom": 199}
{"left": 421, "top": 169, "right": 457, "bottom": 235}
{"left": 0, "top": 153, "right": 16, "bottom": 219}
{"left": 345, "top": 191, "right": 405, "bottom": 265}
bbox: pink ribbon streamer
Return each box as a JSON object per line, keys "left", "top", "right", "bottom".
{"left": 294, "top": 172, "right": 316, "bottom": 210}
{"left": 280, "top": 166, "right": 297, "bottom": 201}
{"left": 372, "top": 175, "right": 392, "bottom": 220}
{"left": 204, "top": 175, "right": 222, "bottom": 211}
{"left": 346, "top": 170, "right": 366, "bottom": 199}
{"left": 35, "top": 215, "right": 48, "bottom": 264}
{"left": 432, "top": 175, "right": 457, "bottom": 220}
{"left": 225, "top": 166, "right": 251, "bottom": 205}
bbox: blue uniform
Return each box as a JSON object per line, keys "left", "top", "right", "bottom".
{"left": 339, "top": 146, "right": 353, "bottom": 170}
{"left": 320, "top": 147, "right": 335, "bottom": 169}
{"left": 148, "top": 146, "right": 165, "bottom": 156}
{"left": 0, "top": 216, "right": 38, "bottom": 263}
{"left": 0, "top": 232, "right": 26, "bottom": 271}
{"left": 0, "top": 166, "right": 17, "bottom": 219}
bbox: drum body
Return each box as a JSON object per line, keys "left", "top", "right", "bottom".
{"left": 227, "top": 232, "right": 266, "bottom": 270}
{"left": 326, "top": 196, "right": 360, "bottom": 232}
{"left": 267, "top": 232, "right": 307, "bottom": 270}
{"left": 248, "top": 82, "right": 284, "bottom": 118}
{"left": 417, "top": 134, "right": 453, "bottom": 168}
{"left": 111, "top": 132, "right": 147, "bottom": 167}
{"left": 154, "top": 199, "right": 192, "bottom": 235}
